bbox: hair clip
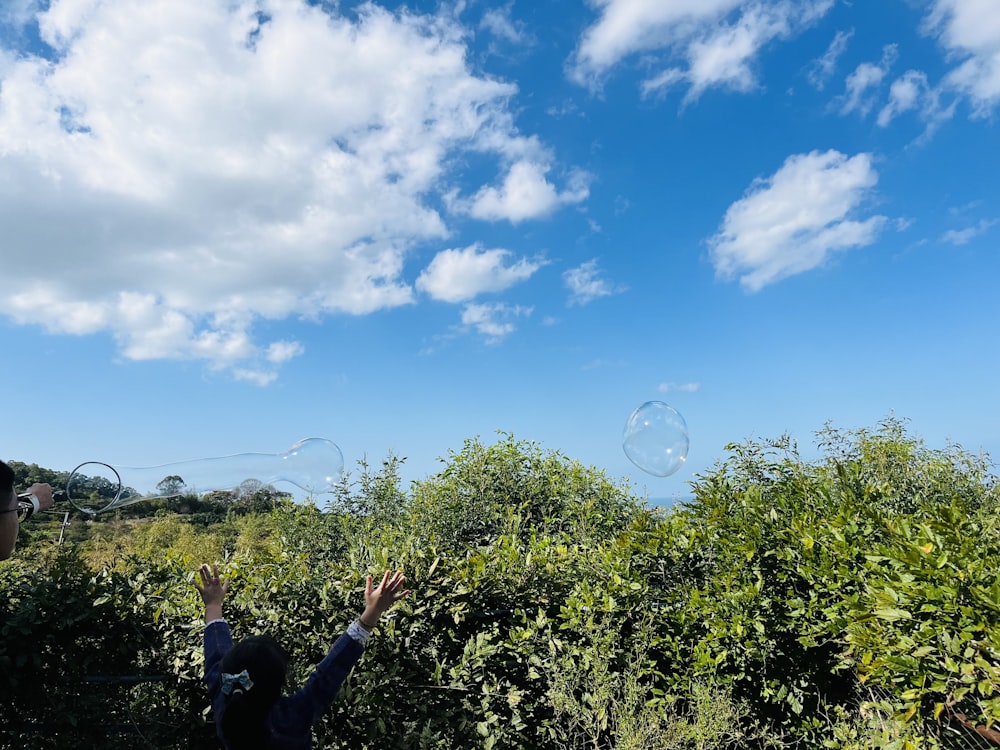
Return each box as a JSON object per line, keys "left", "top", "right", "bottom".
{"left": 221, "top": 669, "right": 254, "bottom": 695}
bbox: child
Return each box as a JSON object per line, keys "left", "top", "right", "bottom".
{"left": 195, "top": 562, "right": 409, "bottom": 750}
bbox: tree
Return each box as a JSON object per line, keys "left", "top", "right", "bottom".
{"left": 155, "top": 475, "right": 187, "bottom": 497}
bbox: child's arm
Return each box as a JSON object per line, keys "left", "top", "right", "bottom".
{"left": 281, "top": 569, "right": 411, "bottom": 725}
{"left": 194, "top": 562, "right": 234, "bottom": 728}
{"left": 194, "top": 563, "right": 230, "bottom": 622}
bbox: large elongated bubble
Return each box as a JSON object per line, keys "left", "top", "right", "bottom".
{"left": 66, "top": 438, "right": 343, "bottom": 516}
{"left": 622, "top": 401, "right": 689, "bottom": 477}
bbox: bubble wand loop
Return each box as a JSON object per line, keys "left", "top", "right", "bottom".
{"left": 55, "top": 438, "right": 344, "bottom": 517}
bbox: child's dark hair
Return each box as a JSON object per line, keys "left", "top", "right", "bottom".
{"left": 0, "top": 461, "right": 14, "bottom": 496}
{"left": 220, "top": 635, "right": 288, "bottom": 749}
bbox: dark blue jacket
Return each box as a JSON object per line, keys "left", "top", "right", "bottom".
{"left": 204, "top": 620, "right": 365, "bottom": 749}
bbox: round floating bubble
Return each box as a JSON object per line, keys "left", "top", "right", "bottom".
{"left": 66, "top": 438, "right": 344, "bottom": 516}
{"left": 622, "top": 401, "right": 689, "bottom": 477}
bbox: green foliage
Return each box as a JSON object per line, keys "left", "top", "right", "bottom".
{"left": 2, "top": 419, "right": 998, "bottom": 749}
{"left": 405, "top": 433, "right": 640, "bottom": 551}
{"left": 0, "top": 547, "right": 201, "bottom": 748}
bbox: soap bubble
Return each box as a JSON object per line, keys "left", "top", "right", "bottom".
{"left": 622, "top": 401, "right": 689, "bottom": 477}
{"left": 66, "top": 438, "right": 343, "bottom": 516}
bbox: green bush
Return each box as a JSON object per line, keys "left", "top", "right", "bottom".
{"left": 2, "top": 419, "right": 998, "bottom": 749}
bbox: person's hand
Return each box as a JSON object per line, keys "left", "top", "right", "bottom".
{"left": 359, "top": 570, "right": 410, "bottom": 628}
{"left": 194, "top": 563, "right": 229, "bottom": 622}
{"left": 26, "top": 483, "right": 54, "bottom": 511}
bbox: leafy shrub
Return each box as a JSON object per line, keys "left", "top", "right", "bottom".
{"left": 2, "top": 419, "right": 998, "bottom": 748}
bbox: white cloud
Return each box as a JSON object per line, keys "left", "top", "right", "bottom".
{"left": 848, "top": 1, "right": 999, "bottom": 137}
{"left": 0, "top": 0, "right": 41, "bottom": 28}
{"left": 267, "top": 340, "right": 305, "bottom": 365}
{"left": 480, "top": 4, "right": 531, "bottom": 45}
{"left": 416, "top": 245, "right": 544, "bottom": 303}
{"left": 571, "top": 0, "right": 743, "bottom": 84}
{"left": 806, "top": 29, "right": 853, "bottom": 90}
{"left": 563, "top": 259, "right": 626, "bottom": 306}
{"left": 949, "top": 199, "right": 985, "bottom": 216}
{"left": 571, "top": 0, "right": 833, "bottom": 101}
{"left": 708, "top": 150, "right": 888, "bottom": 292}
{"left": 657, "top": 381, "right": 701, "bottom": 393}
{"left": 680, "top": 4, "right": 824, "bottom": 102}
{"left": 460, "top": 302, "right": 532, "bottom": 343}
{"left": 0, "top": 0, "right": 578, "bottom": 382}
{"left": 877, "top": 70, "right": 930, "bottom": 126}
{"left": 839, "top": 44, "right": 898, "bottom": 117}
{"left": 941, "top": 218, "right": 996, "bottom": 245}
{"left": 453, "top": 160, "right": 590, "bottom": 223}
{"left": 233, "top": 368, "right": 279, "bottom": 387}
{"left": 926, "top": 0, "right": 1000, "bottom": 115}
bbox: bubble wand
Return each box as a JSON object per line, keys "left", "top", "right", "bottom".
{"left": 45, "top": 438, "right": 344, "bottom": 517}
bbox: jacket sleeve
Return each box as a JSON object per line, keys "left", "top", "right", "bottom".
{"left": 283, "top": 632, "right": 365, "bottom": 724}
{"left": 204, "top": 620, "right": 234, "bottom": 703}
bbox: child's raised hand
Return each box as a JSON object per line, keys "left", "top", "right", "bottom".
{"left": 360, "top": 570, "right": 410, "bottom": 627}
{"left": 194, "top": 563, "right": 229, "bottom": 608}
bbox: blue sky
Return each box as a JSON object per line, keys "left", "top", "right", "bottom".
{"left": 1, "top": 0, "right": 997, "bottom": 504}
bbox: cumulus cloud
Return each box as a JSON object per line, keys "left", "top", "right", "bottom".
{"left": 452, "top": 160, "right": 590, "bottom": 223}
{"left": 416, "top": 245, "right": 544, "bottom": 303}
{"left": 0, "top": 0, "right": 579, "bottom": 382}
{"left": 838, "top": 44, "right": 898, "bottom": 117}
{"left": 267, "top": 340, "right": 305, "bottom": 365}
{"left": 460, "top": 302, "right": 532, "bottom": 343}
{"left": 877, "top": 70, "right": 931, "bottom": 126}
{"left": 708, "top": 150, "right": 888, "bottom": 292}
{"left": 877, "top": 0, "right": 1000, "bottom": 136}
{"left": 562, "top": 259, "right": 626, "bottom": 306}
{"left": 571, "top": 0, "right": 743, "bottom": 84}
{"left": 926, "top": 0, "right": 1000, "bottom": 115}
{"left": 233, "top": 369, "right": 280, "bottom": 388}
{"left": 570, "top": 0, "right": 833, "bottom": 101}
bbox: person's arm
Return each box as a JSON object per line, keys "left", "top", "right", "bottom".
{"left": 15, "top": 484, "right": 55, "bottom": 521}
{"left": 0, "top": 483, "right": 54, "bottom": 560}
{"left": 204, "top": 618, "right": 234, "bottom": 689}
{"left": 195, "top": 563, "right": 234, "bottom": 709}
{"left": 284, "top": 570, "right": 410, "bottom": 724}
